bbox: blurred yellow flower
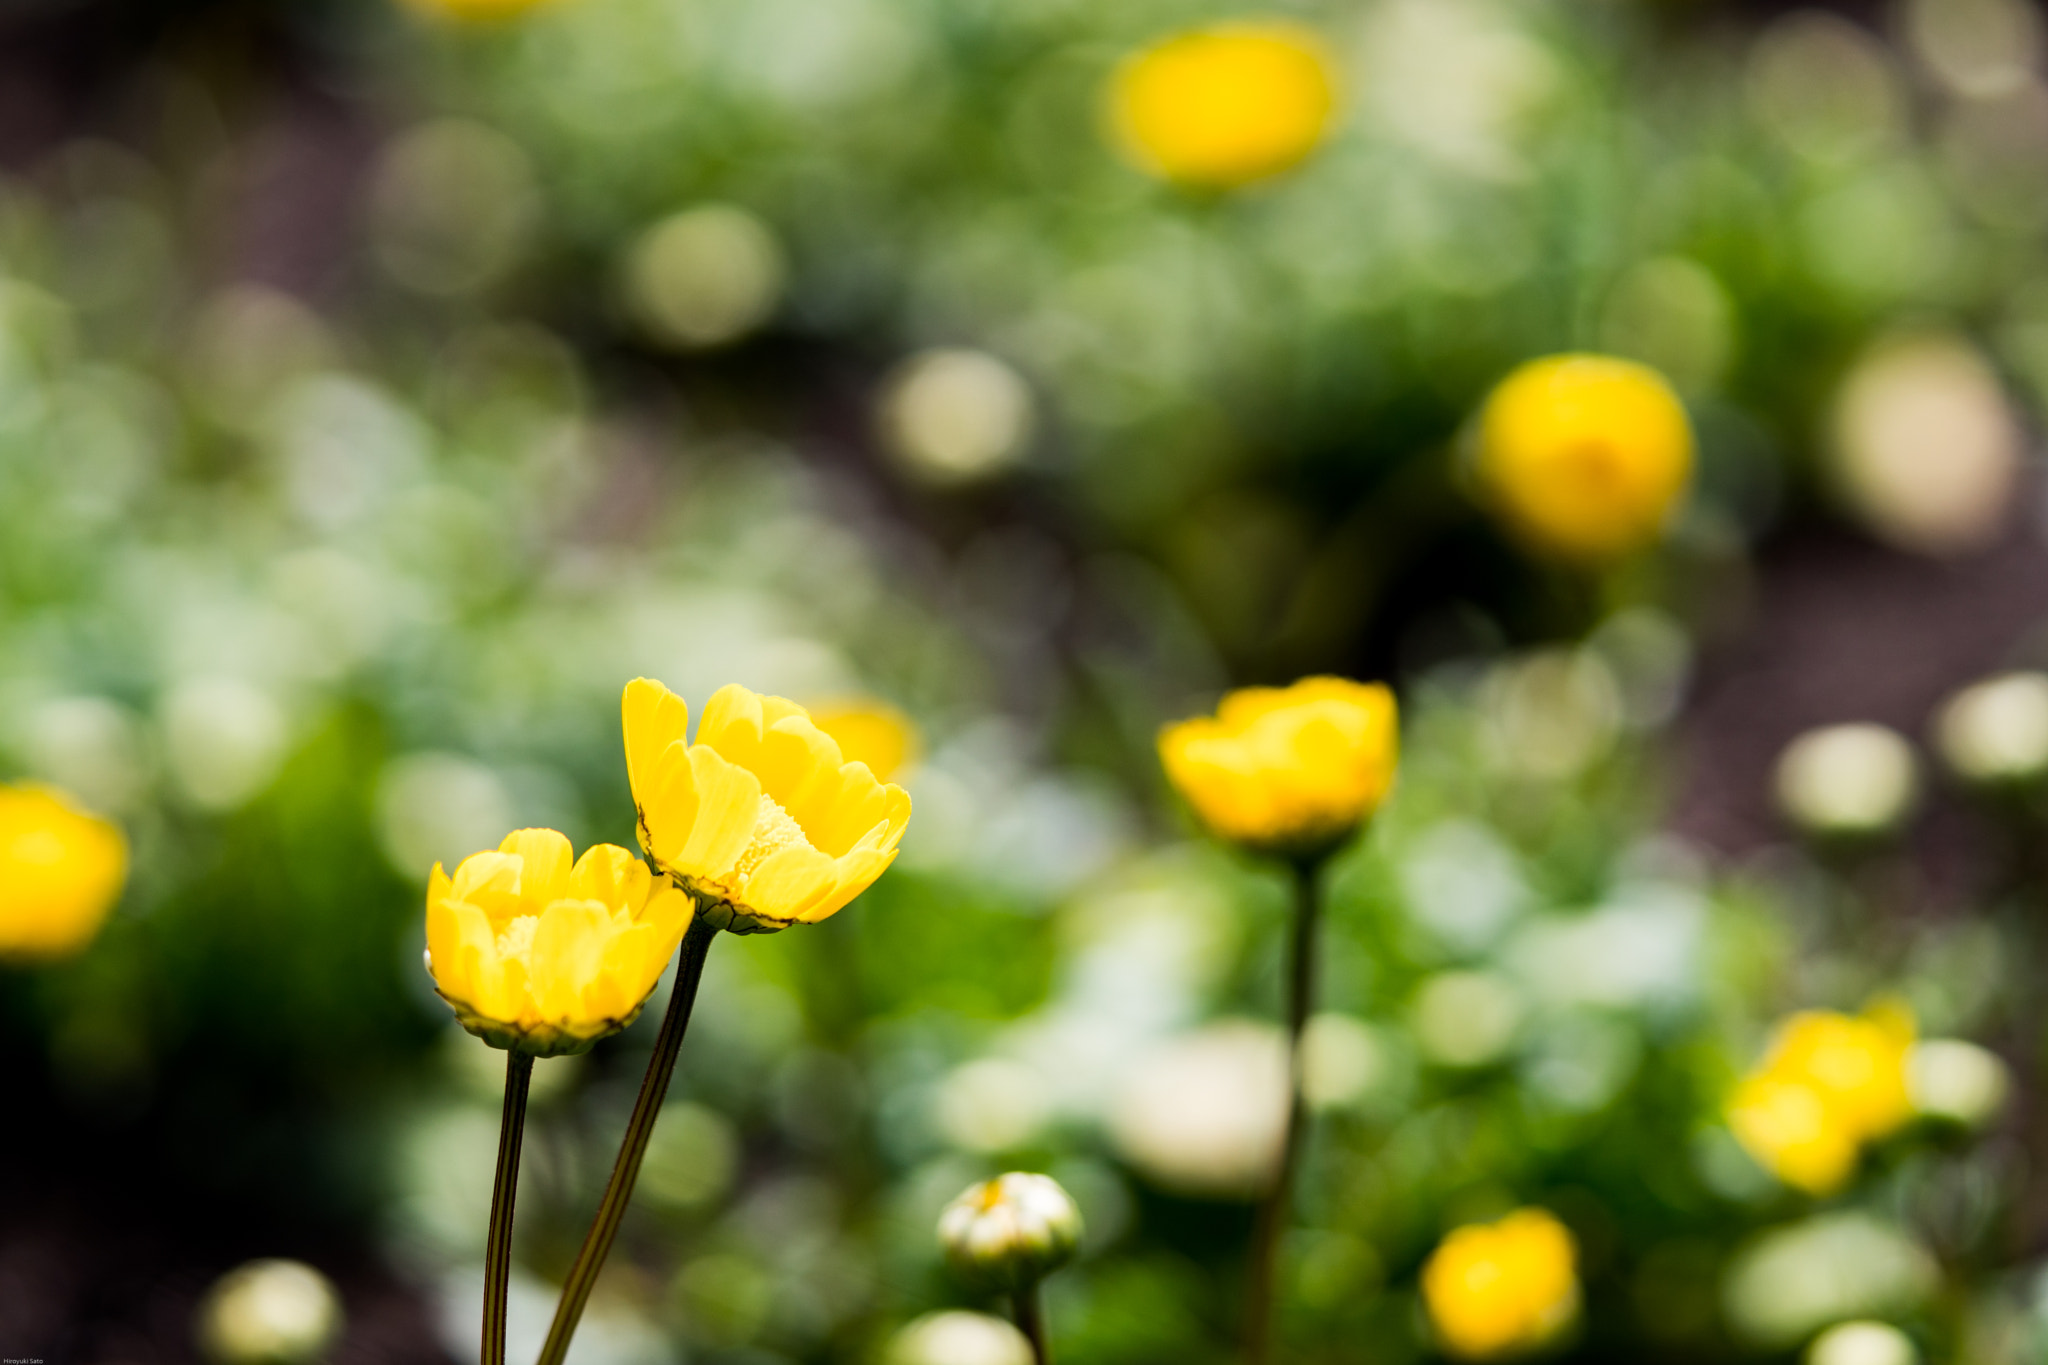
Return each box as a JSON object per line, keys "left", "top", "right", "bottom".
{"left": 1727, "top": 1002, "right": 1916, "bottom": 1195}
{"left": 403, "top": 0, "right": 559, "bottom": 22}
{"left": 808, "top": 699, "right": 921, "bottom": 783}
{"left": 1110, "top": 21, "right": 1338, "bottom": 189}
{"left": 1422, "top": 1208, "right": 1579, "bottom": 1359}
{"left": 0, "top": 781, "right": 127, "bottom": 961}
{"left": 623, "top": 679, "right": 913, "bottom": 934}
{"left": 1475, "top": 354, "right": 1694, "bottom": 564}
{"left": 426, "top": 829, "right": 693, "bottom": 1056}
{"left": 1159, "top": 677, "right": 1398, "bottom": 857}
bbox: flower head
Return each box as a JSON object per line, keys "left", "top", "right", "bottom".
{"left": 0, "top": 781, "right": 127, "bottom": 962}
{"left": 1159, "top": 677, "right": 1398, "bottom": 857}
{"left": 1421, "top": 1208, "right": 1579, "bottom": 1359}
{"left": 1475, "top": 354, "right": 1694, "bottom": 564}
{"left": 938, "top": 1172, "right": 1083, "bottom": 1292}
{"left": 1109, "top": 21, "right": 1338, "bottom": 189}
{"left": 623, "top": 679, "right": 913, "bottom": 934}
{"left": 425, "top": 829, "right": 693, "bottom": 1056}
{"left": 1727, "top": 1002, "right": 1915, "bottom": 1195}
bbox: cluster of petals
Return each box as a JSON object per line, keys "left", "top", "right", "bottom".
{"left": 1159, "top": 676, "right": 1398, "bottom": 856}
{"left": 1421, "top": 1208, "right": 1579, "bottom": 1359}
{"left": 623, "top": 679, "right": 913, "bottom": 934}
{"left": 426, "top": 829, "right": 694, "bottom": 1055}
{"left": 1727, "top": 1002, "right": 1915, "bottom": 1195}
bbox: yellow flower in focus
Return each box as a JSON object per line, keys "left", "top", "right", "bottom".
{"left": 425, "top": 829, "right": 694, "bottom": 1056}
{"left": 1475, "top": 354, "right": 1694, "bottom": 564}
{"left": 1726, "top": 1002, "right": 1916, "bottom": 1194}
{"left": 1422, "top": 1208, "right": 1579, "bottom": 1359}
{"left": 808, "top": 699, "right": 921, "bottom": 783}
{"left": 623, "top": 679, "right": 913, "bottom": 934}
{"left": 1159, "top": 677, "right": 1398, "bottom": 857}
{"left": 1109, "top": 22, "right": 1338, "bottom": 189}
{"left": 0, "top": 781, "right": 127, "bottom": 961}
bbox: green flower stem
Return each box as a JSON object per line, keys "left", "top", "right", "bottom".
{"left": 537, "top": 915, "right": 720, "bottom": 1365}
{"left": 1013, "top": 1282, "right": 1051, "bottom": 1365}
{"left": 484, "top": 1048, "right": 534, "bottom": 1365}
{"left": 1244, "top": 855, "right": 1321, "bottom": 1365}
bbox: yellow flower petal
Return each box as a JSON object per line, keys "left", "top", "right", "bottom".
{"left": 498, "top": 828, "right": 574, "bottom": 902}
{"left": 1160, "top": 676, "right": 1398, "bottom": 855}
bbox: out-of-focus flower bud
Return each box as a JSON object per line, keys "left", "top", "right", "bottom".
{"left": 938, "top": 1172, "right": 1083, "bottom": 1292}
{"left": 1422, "top": 1208, "right": 1579, "bottom": 1359}
{"left": 1935, "top": 672, "right": 2048, "bottom": 787}
{"left": 1109, "top": 21, "right": 1337, "bottom": 188}
{"left": 1159, "top": 677, "right": 1398, "bottom": 858}
{"left": 1906, "top": 1039, "right": 2010, "bottom": 1128}
{"left": 622, "top": 204, "right": 786, "bottom": 351}
{"left": 1473, "top": 354, "right": 1694, "bottom": 565}
{"left": 879, "top": 348, "right": 1035, "bottom": 487}
{"left": 1774, "top": 723, "right": 1918, "bottom": 841}
{"left": 1111, "top": 1021, "right": 1288, "bottom": 1197}
{"left": 0, "top": 781, "right": 128, "bottom": 961}
{"left": 886, "top": 1310, "right": 1034, "bottom": 1365}
{"left": 1806, "top": 1319, "right": 1919, "bottom": 1365}
{"left": 195, "top": 1259, "right": 342, "bottom": 1365}
{"left": 1827, "top": 334, "right": 2020, "bottom": 558}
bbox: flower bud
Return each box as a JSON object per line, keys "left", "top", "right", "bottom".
{"left": 1806, "top": 1320, "right": 1918, "bottom": 1365}
{"left": 887, "top": 1311, "right": 1034, "bottom": 1365}
{"left": 1774, "top": 723, "right": 1917, "bottom": 841}
{"left": 938, "top": 1172, "right": 1082, "bottom": 1292}
{"left": 1936, "top": 672, "right": 2048, "bottom": 787}
{"left": 195, "top": 1259, "right": 342, "bottom": 1365}
{"left": 1906, "top": 1039, "right": 2009, "bottom": 1128}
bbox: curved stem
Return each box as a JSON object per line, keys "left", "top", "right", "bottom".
{"left": 484, "top": 1049, "right": 534, "bottom": 1365}
{"left": 1244, "top": 857, "right": 1320, "bottom": 1365}
{"left": 536, "top": 916, "right": 719, "bottom": 1365}
{"left": 1013, "top": 1282, "right": 1051, "bottom": 1365}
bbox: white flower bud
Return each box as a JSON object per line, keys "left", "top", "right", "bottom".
{"left": 195, "top": 1259, "right": 343, "bottom": 1365}
{"left": 1774, "top": 723, "right": 1917, "bottom": 840}
{"left": 1907, "top": 1039, "right": 2010, "bottom": 1127}
{"left": 937, "top": 1172, "right": 1083, "bottom": 1292}
{"left": 1936, "top": 672, "right": 2048, "bottom": 787}
{"left": 887, "top": 1310, "right": 1034, "bottom": 1365}
{"left": 1806, "top": 1320, "right": 1918, "bottom": 1365}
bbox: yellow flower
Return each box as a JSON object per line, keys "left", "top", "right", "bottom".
{"left": 1158, "top": 677, "right": 1398, "bottom": 857}
{"left": 0, "top": 781, "right": 127, "bottom": 961}
{"left": 1475, "top": 354, "right": 1694, "bottom": 564}
{"left": 425, "top": 828, "right": 694, "bottom": 1056}
{"left": 808, "top": 699, "right": 921, "bottom": 783}
{"left": 1422, "top": 1208, "right": 1580, "bottom": 1359}
{"left": 622, "top": 679, "right": 913, "bottom": 934}
{"left": 1726, "top": 1003, "right": 1916, "bottom": 1195}
{"left": 1109, "top": 21, "right": 1338, "bottom": 189}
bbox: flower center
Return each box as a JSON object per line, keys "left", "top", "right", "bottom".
{"left": 496, "top": 915, "right": 538, "bottom": 963}
{"left": 732, "top": 793, "right": 810, "bottom": 887}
